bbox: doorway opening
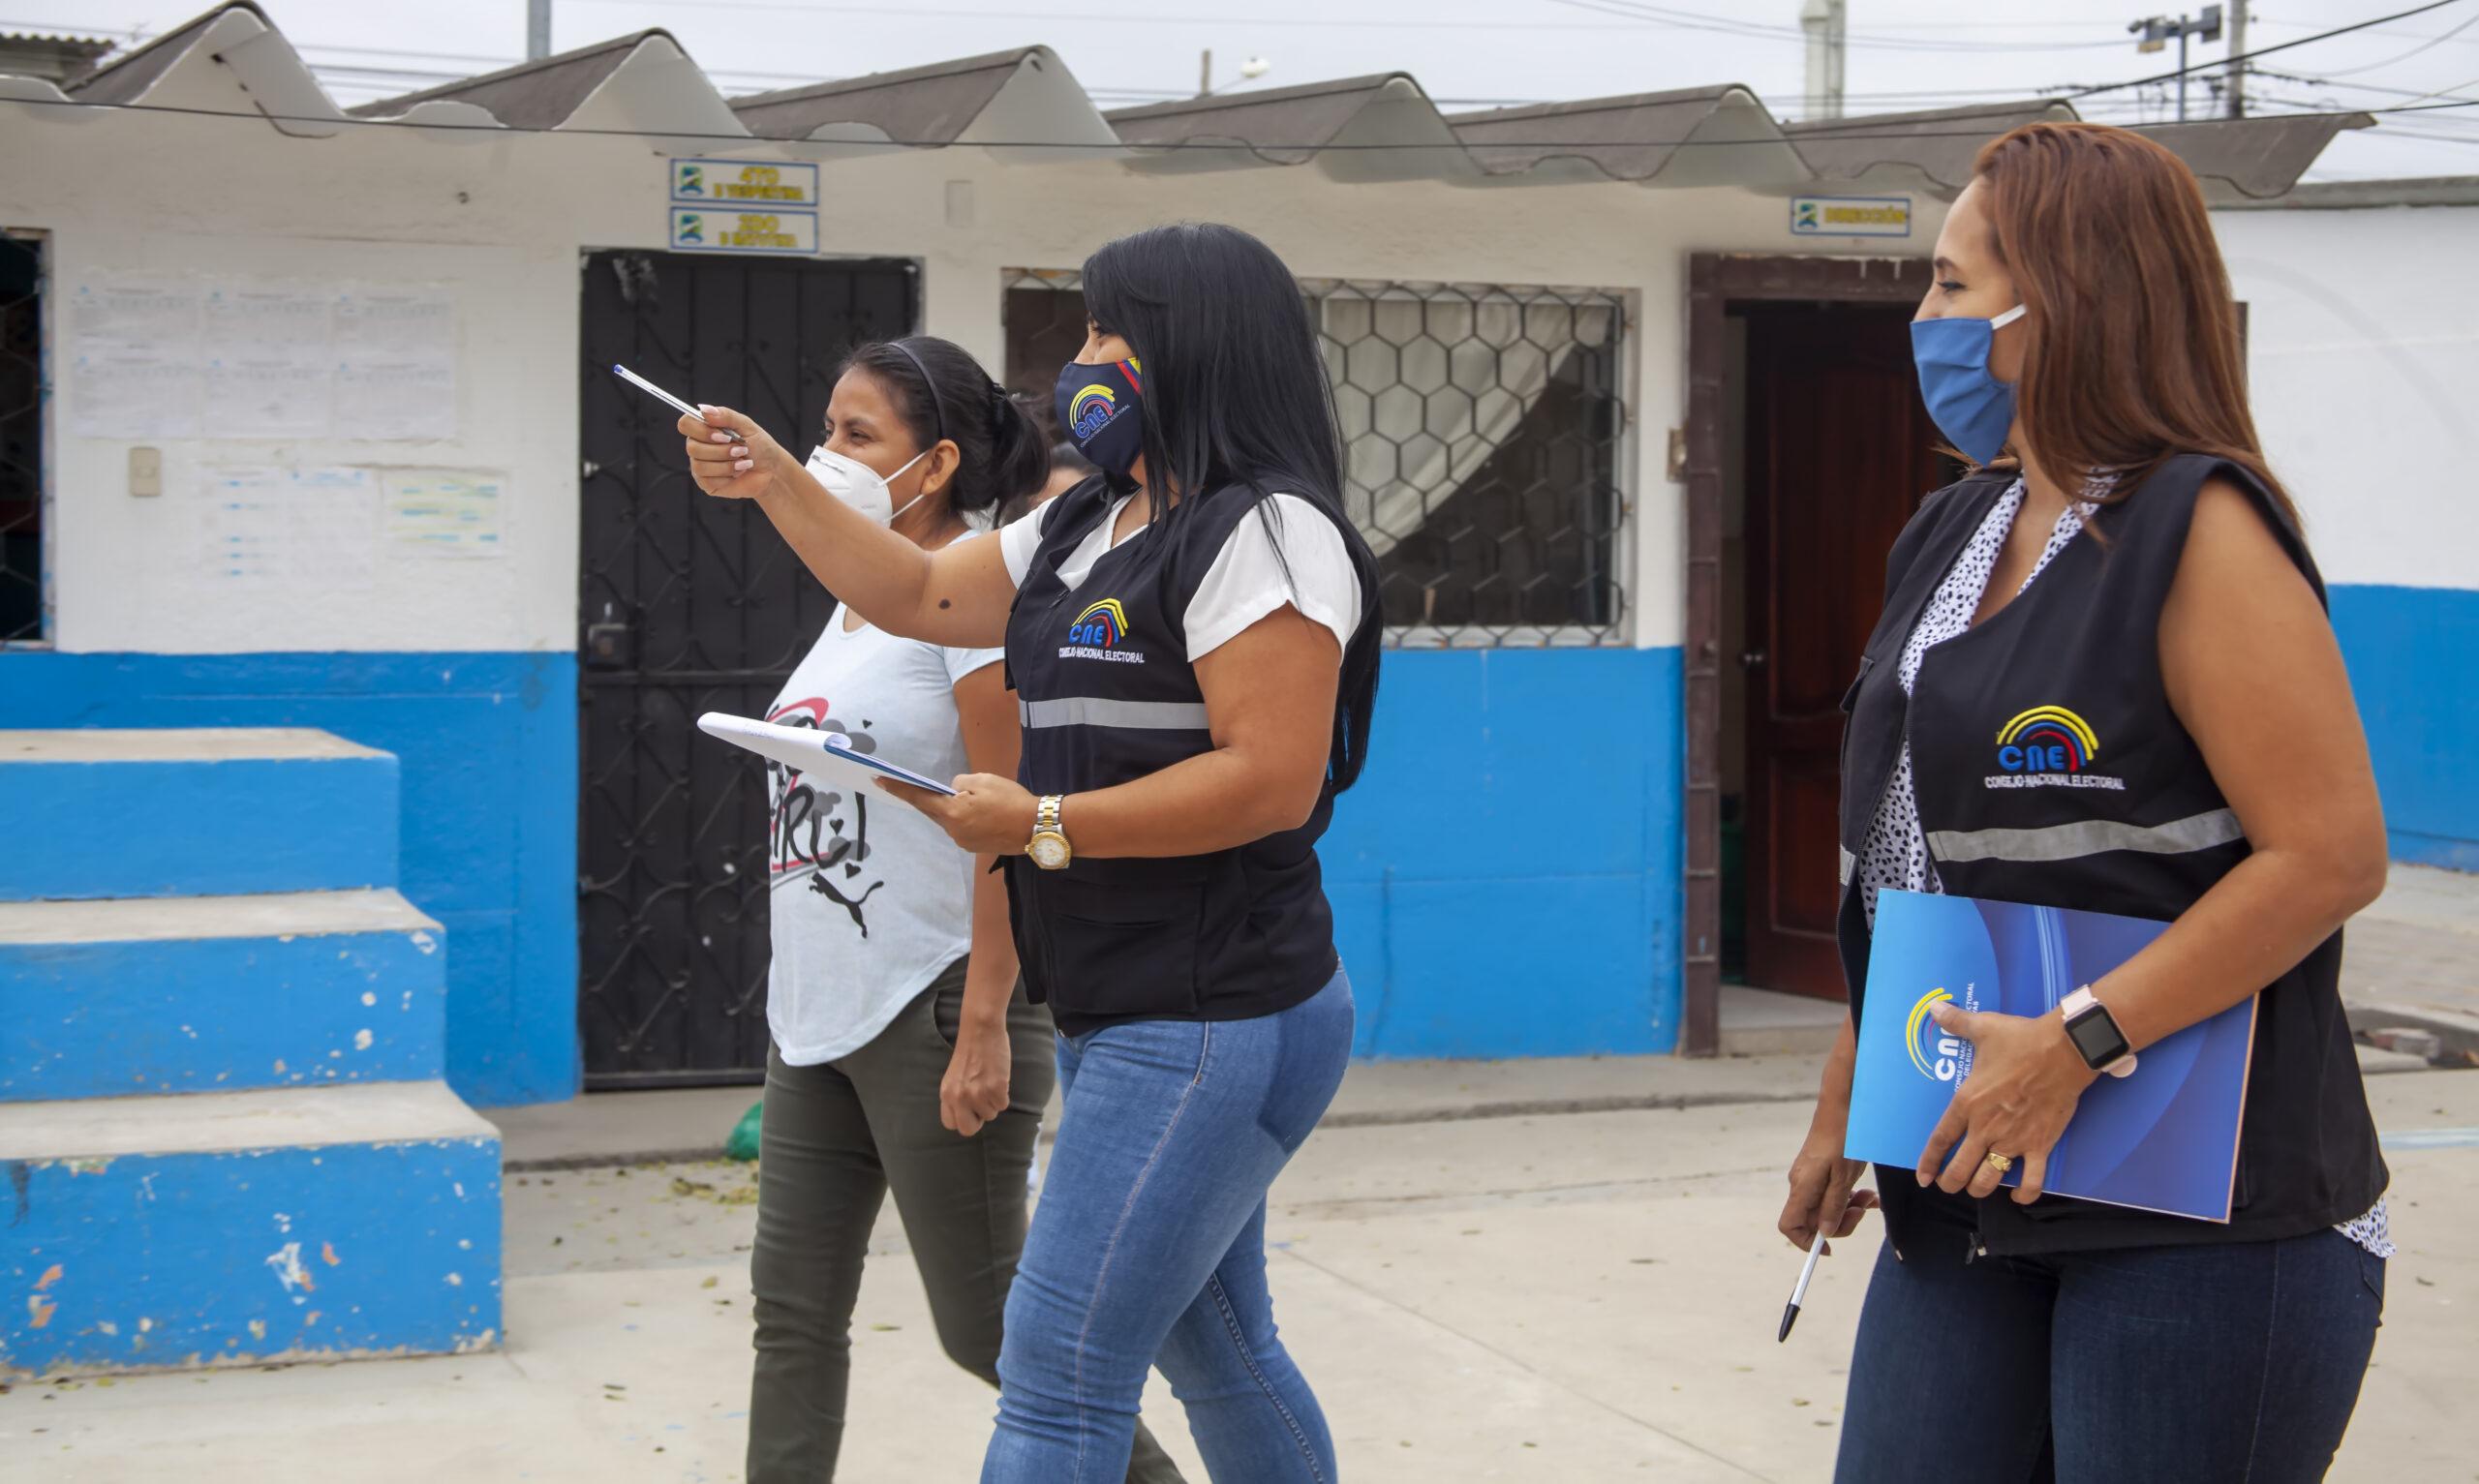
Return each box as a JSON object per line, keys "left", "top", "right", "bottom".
{"left": 1682, "top": 256, "right": 1944, "bottom": 1051}
{"left": 574, "top": 248, "right": 916, "bottom": 1088}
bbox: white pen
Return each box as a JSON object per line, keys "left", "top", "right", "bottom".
{"left": 612, "top": 363, "right": 734, "bottom": 434}
{"left": 1778, "top": 1227, "right": 1828, "bottom": 1343}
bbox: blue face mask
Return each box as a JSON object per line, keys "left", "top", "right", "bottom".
{"left": 1911, "top": 304, "right": 2027, "bottom": 465}
{"left": 1054, "top": 357, "right": 1147, "bottom": 482}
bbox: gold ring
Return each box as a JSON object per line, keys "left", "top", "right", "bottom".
{"left": 1983, "top": 1152, "right": 2014, "bottom": 1173}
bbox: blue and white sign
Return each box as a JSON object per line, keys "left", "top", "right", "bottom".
{"left": 1790, "top": 194, "right": 1913, "bottom": 238}
{"left": 669, "top": 208, "right": 818, "bottom": 256}
{"left": 670, "top": 158, "right": 819, "bottom": 208}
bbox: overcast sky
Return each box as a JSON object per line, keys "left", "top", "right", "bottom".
{"left": 15, "top": 0, "right": 2479, "bottom": 179}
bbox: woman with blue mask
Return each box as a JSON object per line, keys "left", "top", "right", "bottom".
{"left": 682, "top": 225, "right": 1380, "bottom": 1483}
{"left": 1780, "top": 124, "right": 2391, "bottom": 1482}
{"left": 740, "top": 335, "right": 1186, "bottom": 1484}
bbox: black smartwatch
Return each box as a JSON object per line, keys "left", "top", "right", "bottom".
{"left": 2061, "top": 986, "right": 2137, "bottom": 1078}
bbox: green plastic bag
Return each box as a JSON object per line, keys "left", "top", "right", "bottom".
{"left": 724, "top": 1098, "right": 763, "bottom": 1162}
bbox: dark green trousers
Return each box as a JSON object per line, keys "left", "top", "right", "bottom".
{"left": 745, "top": 957, "right": 1187, "bottom": 1482}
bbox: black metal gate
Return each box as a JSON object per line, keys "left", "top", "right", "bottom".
{"left": 577, "top": 249, "right": 916, "bottom": 1087}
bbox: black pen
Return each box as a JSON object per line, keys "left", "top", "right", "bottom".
{"left": 1778, "top": 1228, "right": 1827, "bottom": 1343}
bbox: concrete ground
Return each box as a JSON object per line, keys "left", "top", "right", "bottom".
{"left": 12, "top": 1047, "right": 2476, "bottom": 1484}
{"left": 2344, "top": 863, "right": 2479, "bottom": 1060}
{"left": 15, "top": 869, "right": 2474, "bottom": 1479}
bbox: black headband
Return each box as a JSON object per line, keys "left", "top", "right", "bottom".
{"left": 885, "top": 338, "right": 946, "bottom": 448}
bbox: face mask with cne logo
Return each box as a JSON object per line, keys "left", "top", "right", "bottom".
{"left": 1911, "top": 304, "right": 2027, "bottom": 466}
{"left": 1053, "top": 357, "right": 1147, "bottom": 481}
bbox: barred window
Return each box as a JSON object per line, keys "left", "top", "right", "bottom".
{"left": 0, "top": 230, "right": 42, "bottom": 645}
{"left": 1001, "top": 269, "right": 1631, "bottom": 648}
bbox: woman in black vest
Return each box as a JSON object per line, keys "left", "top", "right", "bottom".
{"left": 681, "top": 223, "right": 1380, "bottom": 1483}
{"left": 1778, "top": 123, "right": 2392, "bottom": 1481}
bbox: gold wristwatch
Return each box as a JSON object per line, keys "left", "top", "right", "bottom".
{"left": 1027, "top": 795, "right": 1073, "bottom": 871}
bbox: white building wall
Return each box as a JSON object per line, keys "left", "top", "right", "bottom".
{"left": 2215, "top": 204, "right": 2479, "bottom": 591}
{"left": 2, "top": 104, "right": 1940, "bottom": 658}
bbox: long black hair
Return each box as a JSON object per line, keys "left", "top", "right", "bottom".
{"left": 1079, "top": 222, "right": 1383, "bottom": 793}
{"left": 842, "top": 336, "right": 1049, "bottom": 522}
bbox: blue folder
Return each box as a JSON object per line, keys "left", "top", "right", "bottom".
{"left": 1845, "top": 890, "right": 2257, "bottom": 1223}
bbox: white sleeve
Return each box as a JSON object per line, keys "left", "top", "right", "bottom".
{"left": 1183, "top": 494, "right": 1366, "bottom": 660}
{"left": 998, "top": 499, "right": 1055, "bottom": 589}
{"left": 942, "top": 640, "right": 1005, "bottom": 685}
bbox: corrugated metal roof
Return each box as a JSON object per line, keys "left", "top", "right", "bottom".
{"left": 0, "top": 32, "right": 115, "bottom": 51}
{"left": 1110, "top": 74, "right": 1470, "bottom": 181}
{"left": 346, "top": 30, "right": 668, "bottom": 128}
{"left": 12, "top": 0, "right": 2377, "bottom": 201}
{"left": 1787, "top": 100, "right": 2080, "bottom": 192}
{"left": 2136, "top": 113, "right": 2377, "bottom": 200}
{"left": 61, "top": 0, "right": 263, "bottom": 106}
{"left": 1448, "top": 86, "right": 1804, "bottom": 188}
{"left": 730, "top": 44, "right": 1117, "bottom": 155}
{"left": 2218, "top": 174, "right": 2479, "bottom": 210}
{"left": 733, "top": 46, "right": 1030, "bottom": 142}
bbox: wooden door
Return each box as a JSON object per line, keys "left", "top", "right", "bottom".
{"left": 1741, "top": 301, "right": 1949, "bottom": 999}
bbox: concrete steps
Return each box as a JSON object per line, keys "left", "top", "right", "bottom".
{"left": 1, "top": 890, "right": 448, "bottom": 1101}
{"left": 0, "top": 1082, "right": 502, "bottom": 1377}
{"left": 0, "top": 729, "right": 398, "bottom": 901}
{"left": 0, "top": 729, "right": 501, "bottom": 1380}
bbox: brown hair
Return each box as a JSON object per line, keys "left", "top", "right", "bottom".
{"left": 1972, "top": 121, "right": 2299, "bottom": 526}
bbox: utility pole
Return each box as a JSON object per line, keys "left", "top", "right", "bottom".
{"left": 2224, "top": 0, "right": 2248, "bottom": 118}
{"left": 1194, "top": 50, "right": 1269, "bottom": 98}
{"left": 527, "top": 0, "right": 551, "bottom": 61}
{"left": 2127, "top": 6, "right": 2223, "bottom": 122}
{"left": 1800, "top": 0, "right": 1847, "bottom": 121}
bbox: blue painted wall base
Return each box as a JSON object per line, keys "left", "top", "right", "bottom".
{"left": 0, "top": 653, "right": 579, "bottom": 1106}
{"left": 1327, "top": 648, "right": 1685, "bottom": 1059}
{"left": 2331, "top": 585, "right": 2479, "bottom": 872}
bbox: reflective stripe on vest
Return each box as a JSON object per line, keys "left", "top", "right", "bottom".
{"left": 1839, "top": 845, "right": 1855, "bottom": 886}
{"left": 1925, "top": 808, "right": 2244, "bottom": 865}
{"left": 1019, "top": 696, "right": 1211, "bottom": 731}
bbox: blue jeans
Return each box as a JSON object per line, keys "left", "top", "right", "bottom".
{"left": 982, "top": 966, "right": 1355, "bottom": 1484}
{"left": 1835, "top": 1226, "right": 2385, "bottom": 1483}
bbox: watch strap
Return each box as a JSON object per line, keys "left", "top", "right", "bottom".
{"left": 2062, "top": 986, "right": 2137, "bottom": 1078}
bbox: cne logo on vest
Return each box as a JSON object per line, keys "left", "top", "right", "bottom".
{"left": 1062, "top": 598, "right": 1144, "bottom": 665}
{"left": 1987, "top": 705, "right": 2125, "bottom": 791}
{"left": 1906, "top": 985, "right": 1976, "bottom": 1082}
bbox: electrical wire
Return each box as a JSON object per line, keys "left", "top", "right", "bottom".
{"left": 2068, "top": 0, "right": 2472, "bottom": 100}
{"left": 2253, "top": 13, "right": 2479, "bottom": 48}
{"left": 2249, "top": 66, "right": 2478, "bottom": 99}
{"left": 551, "top": 0, "right": 2126, "bottom": 50}
{"left": 1536, "top": 0, "right": 2129, "bottom": 52}
{"left": 2309, "top": 9, "right": 2479, "bottom": 75}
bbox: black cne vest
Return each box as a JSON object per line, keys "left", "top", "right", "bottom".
{"left": 1001, "top": 477, "right": 1356, "bottom": 1036}
{"left": 1837, "top": 454, "right": 2388, "bottom": 1257}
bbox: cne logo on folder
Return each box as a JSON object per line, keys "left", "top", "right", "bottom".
{"left": 1846, "top": 891, "right": 2258, "bottom": 1223}
{"left": 1905, "top": 987, "right": 1965, "bottom": 1081}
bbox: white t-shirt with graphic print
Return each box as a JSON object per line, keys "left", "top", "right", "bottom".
{"left": 763, "top": 610, "right": 1003, "bottom": 1067}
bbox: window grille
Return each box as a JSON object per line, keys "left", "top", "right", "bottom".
{"left": 1002, "top": 268, "right": 1631, "bottom": 648}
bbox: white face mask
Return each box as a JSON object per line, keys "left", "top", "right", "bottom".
{"left": 806, "top": 443, "right": 930, "bottom": 527}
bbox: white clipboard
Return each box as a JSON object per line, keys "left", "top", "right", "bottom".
{"left": 697, "top": 712, "right": 958, "bottom": 797}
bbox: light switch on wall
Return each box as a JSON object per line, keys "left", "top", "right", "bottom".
{"left": 129, "top": 446, "right": 163, "bottom": 498}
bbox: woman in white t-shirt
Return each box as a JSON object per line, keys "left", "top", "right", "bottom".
{"left": 744, "top": 336, "right": 1185, "bottom": 1484}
